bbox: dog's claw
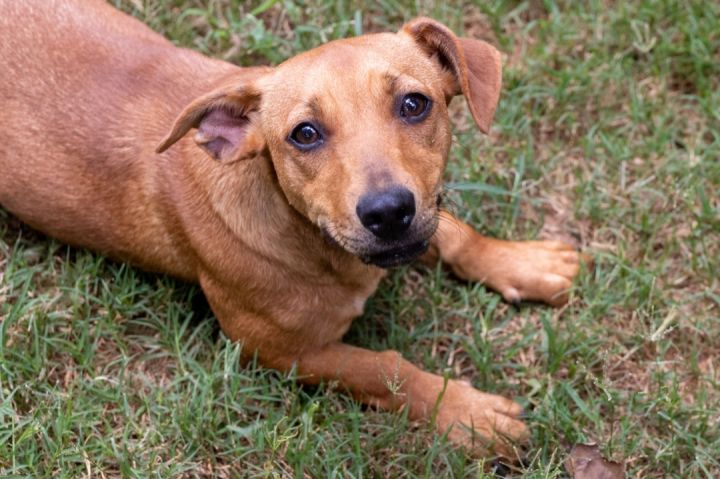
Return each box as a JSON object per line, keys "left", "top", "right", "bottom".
{"left": 490, "top": 459, "right": 512, "bottom": 477}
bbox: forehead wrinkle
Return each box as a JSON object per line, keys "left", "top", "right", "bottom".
{"left": 365, "top": 72, "right": 384, "bottom": 111}
{"left": 283, "top": 93, "right": 329, "bottom": 128}
{"left": 384, "top": 72, "right": 400, "bottom": 95}
{"left": 304, "top": 96, "right": 322, "bottom": 118}
{"left": 378, "top": 67, "right": 437, "bottom": 99}
{"left": 395, "top": 73, "right": 434, "bottom": 94}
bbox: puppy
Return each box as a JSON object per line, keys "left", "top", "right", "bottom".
{"left": 0, "top": 0, "right": 590, "bottom": 456}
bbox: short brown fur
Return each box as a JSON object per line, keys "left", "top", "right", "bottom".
{"left": 0, "top": 0, "right": 591, "bottom": 457}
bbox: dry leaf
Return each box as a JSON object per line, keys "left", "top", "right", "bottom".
{"left": 538, "top": 195, "right": 584, "bottom": 249}
{"left": 565, "top": 443, "right": 625, "bottom": 479}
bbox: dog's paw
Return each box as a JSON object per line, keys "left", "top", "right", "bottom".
{"left": 474, "top": 239, "right": 592, "bottom": 307}
{"left": 435, "top": 380, "right": 528, "bottom": 458}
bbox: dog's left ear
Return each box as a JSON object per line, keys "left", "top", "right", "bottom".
{"left": 156, "top": 73, "right": 268, "bottom": 163}
{"left": 402, "top": 17, "right": 502, "bottom": 134}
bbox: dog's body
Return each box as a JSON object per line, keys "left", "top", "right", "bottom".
{"left": 1, "top": 0, "right": 589, "bottom": 456}
{"left": 0, "top": 0, "right": 372, "bottom": 355}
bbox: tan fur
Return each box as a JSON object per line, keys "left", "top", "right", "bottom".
{"left": 0, "top": 0, "right": 591, "bottom": 457}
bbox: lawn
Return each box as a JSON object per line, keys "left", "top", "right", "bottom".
{"left": 1, "top": 0, "right": 718, "bottom": 477}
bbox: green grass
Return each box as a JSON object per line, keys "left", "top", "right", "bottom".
{"left": 1, "top": 0, "right": 718, "bottom": 477}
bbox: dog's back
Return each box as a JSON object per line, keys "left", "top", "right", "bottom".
{"left": 0, "top": 0, "right": 235, "bottom": 277}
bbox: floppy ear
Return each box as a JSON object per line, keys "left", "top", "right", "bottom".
{"left": 402, "top": 17, "right": 502, "bottom": 134}
{"left": 156, "top": 77, "right": 266, "bottom": 163}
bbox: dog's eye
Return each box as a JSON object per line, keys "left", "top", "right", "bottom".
{"left": 399, "top": 93, "right": 431, "bottom": 122}
{"left": 289, "top": 122, "right": 323, "bottom": 150}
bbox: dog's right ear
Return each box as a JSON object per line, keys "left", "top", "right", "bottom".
{"left": 156, "top": 77, "right": 266, "bottom": 163}
{"left": 402, "top": 17, "right": 502, "bottom": 134}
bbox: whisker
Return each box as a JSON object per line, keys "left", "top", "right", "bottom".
{"left": 436, "top": 210, "right": 472, "bottom": 242}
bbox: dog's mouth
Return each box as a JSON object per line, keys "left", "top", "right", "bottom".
{"left": 320, "top": 211, "right": 438, "bottom": 269}
{"left": 360, "top": 240, "right": 430, "bottom": 268}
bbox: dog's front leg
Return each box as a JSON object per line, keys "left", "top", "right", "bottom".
{"left": 200, "top": 265, "right": 527, "bottom": 457}
{"left": 426, "top": 211, "right": 591, "bottom": 306}
{"left": 282, "top": 342, "right": 528, "bottom": 457}
{"left": 199, "top": 273, "right": 526, "bottom": 456}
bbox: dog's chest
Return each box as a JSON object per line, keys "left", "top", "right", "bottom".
{"left": 331, "top": 284, "right": 376, "bottom": 321}
{"left": 270, "top": 268, "right": 385, "bottom": 345}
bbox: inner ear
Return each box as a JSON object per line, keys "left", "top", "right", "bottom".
{"left": 194, "top": 108, "right": 259, "bottom": 162}
{"left": 429, "top": 51, "right": 462, "bottom": 100}
{"left": 431, "top": 50, "right": 456, "bottom": 76}
{"left": 156, "top": 71, "right": 269, "bottom": 163}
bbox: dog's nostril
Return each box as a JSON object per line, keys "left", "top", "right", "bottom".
{"left": 356, "top": 186, "right": 416, "bottom": 240}
{"left": 365, "top": 213, "right": 383, "bottom": 230}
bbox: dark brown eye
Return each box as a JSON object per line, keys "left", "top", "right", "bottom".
{"left": 289, "top": 122, "right": 323, "bottom": 150}
{"left": 399, "top": 93, "right": 431, "bottom": 122}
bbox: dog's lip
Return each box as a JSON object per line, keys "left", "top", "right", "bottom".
{"left": 361, "top": 239, "right": 430, "bottom": 268}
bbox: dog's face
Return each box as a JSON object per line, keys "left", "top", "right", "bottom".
{"left": 158, "top": 18, "right": 501, "bottom": 268}
{"left": 257, "top": 33, "right": 454, "bottom": 267}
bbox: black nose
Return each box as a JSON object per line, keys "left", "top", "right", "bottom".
{"left": 356, "top": 186, "right": 416, "bottom": 240}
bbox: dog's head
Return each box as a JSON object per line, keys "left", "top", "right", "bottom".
{"left": 158, "top": 18, "right": 501, "bottom": 268}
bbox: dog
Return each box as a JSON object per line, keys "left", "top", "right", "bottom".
{"left": 0, "top": 0, "right": 590, "bottom": 457}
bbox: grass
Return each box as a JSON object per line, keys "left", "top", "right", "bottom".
{"left": 1, "top": 0, "right": 718, "bottom": 477}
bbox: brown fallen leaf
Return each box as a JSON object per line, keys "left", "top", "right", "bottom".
{"left": 564, "top": 443, "right": 625, "bottom": 479}
{"left": 537, "top": 195, "right": 585, "bottom": 250}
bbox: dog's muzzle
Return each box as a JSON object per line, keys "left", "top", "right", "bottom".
{"left": 321, "top": 204, "right": 437, "bottom": 268}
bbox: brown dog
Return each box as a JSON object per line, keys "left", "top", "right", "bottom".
{"left": 0, "top": 0, "right": 589, "bottom": 456}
